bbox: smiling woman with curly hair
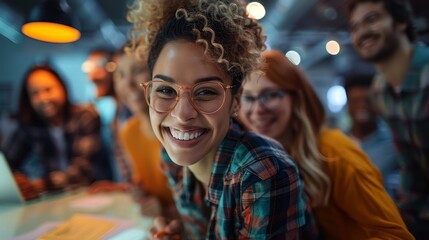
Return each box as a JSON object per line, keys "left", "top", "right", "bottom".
{"left": 126, "top": 0, "right": 308, "bottom": 239}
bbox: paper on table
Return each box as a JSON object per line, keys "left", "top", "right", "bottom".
{"left": 12, "top": 215, "right": 136, "bottom": 240}
{"left": 37, "top": 214, "right": 117, "bottom": 240}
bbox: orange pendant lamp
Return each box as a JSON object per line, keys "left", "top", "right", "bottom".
{"left": 21, "top": 0, "right": 81, "bottom": 43}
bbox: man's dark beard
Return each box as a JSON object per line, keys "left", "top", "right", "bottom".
{"left": 357, "top": 25, "right": 400, "bottom": 63}
{"left": 361, "top": 35, "right": 399, "bottom": 62}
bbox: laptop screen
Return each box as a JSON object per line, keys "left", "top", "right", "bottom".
{"left": 0, "top": 152, "right": 25, "bottom": 204}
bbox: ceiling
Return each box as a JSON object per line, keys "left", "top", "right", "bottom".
{"left": 0, "top": 0, "right": 429, "bottom": 57}
{"left": 0, "top": 0, "right": 428, "bottom": 77}
{"left": 2, "top": 1, "right": 428, "bottom": 43}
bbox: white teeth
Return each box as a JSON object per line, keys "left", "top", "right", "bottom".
{"left": 184, "top": 132, "right": 189, "bottom": 140}
{"left": 170, "top": 129, "right": 203, "bottom": 141}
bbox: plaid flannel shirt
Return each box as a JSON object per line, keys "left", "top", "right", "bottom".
{"left": 3, "top": 104, "right": 102, "bottom": 189}
{"left": 161, "top": 119, "right": 306, "bottom": 239}
{"left": 372, "top": 43, "right": 429, "bottom": 215}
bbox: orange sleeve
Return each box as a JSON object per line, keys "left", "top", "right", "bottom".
{"left": 317, "top": 129, "right": 414, "bottom": 240}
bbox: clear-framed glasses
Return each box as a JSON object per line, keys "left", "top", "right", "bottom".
{"left": 139, "top": 79, "right": 234, "bottom": 114}
{"left": 241, "top": 90, "right": 287, "bottom": 112}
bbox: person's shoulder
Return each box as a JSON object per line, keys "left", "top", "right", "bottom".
{"left": 236, "top": 130, "right": 286, "bottom": 159}
{"left": 416, "top": 42, "right": 429, "bottom": 58}
{"left": 230, "top": 130, "right": 296, "bottom": 181}
{"left": 411, "top": 43, "right": 429, "bottom": 72}
{"left": 319, "top": 129, "right": 361, "bottom": 159}
{"left": 120, "top": 116, "right": 140, "bottom": 134}
{"left": 319, "top": 128, "right": 369, "bottom": 156}
{"left": 412, "top": 43, "right": 429, "bottom": 69}
{"left": 375, "top": 120, "right": 393, "bottom": 139}
{"left": 68, "top": 103, "right": 101, "bottom": 124}
{"left": 319, "top": 128, "right": 353, "bottom": 146}
{"left": 319, "top": 128, "right": 377, "bottom": 172}
{"left": 118, "top": 116, "right": 144, "bottom": 143}
{"left": 71, "top": 103, "right": 98, "bottom": 115}
{"left": 415, "top": 44, "right": 429, "bottom": 86}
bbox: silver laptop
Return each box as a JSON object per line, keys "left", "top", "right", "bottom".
{"left": 0, "top": 152, "right": 25, "bottom": 204}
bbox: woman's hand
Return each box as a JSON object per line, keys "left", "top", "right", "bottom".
{"left": 149, "top": 217, "right": 183, "bottom": 240}
{"left": 125, "top": 184, "right": 161, "bottom": 216}
{"left": 136, "top": 194, "right": 161, "bottom": 217}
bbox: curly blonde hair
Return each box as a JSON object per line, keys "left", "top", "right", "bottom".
{"left": 127, "top": 0, "right": 266, "bottom": 88}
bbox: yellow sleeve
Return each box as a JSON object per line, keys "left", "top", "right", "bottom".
{"left": 320, "top": 129, "right": 414, "bottom": 240}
